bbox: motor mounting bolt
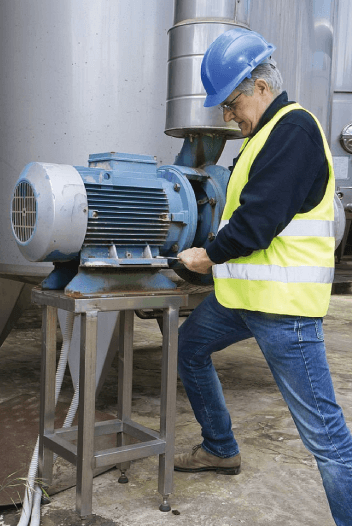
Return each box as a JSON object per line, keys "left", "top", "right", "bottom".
{"left": 125, "top": 251, "right": 132, "bottom": 258}
{"left": 173, "top": 183, "right": 181, "bottom": 192}
{"left": 171, "top": 243, "right": 179, "bottom": 253}
{"left": 92, "top": 211, "right": 98, "bottom": 218}
{"left": 337, "top": 192, "right": 344, "bottom": 199}
{"left": 208, "top": 232, "right": 215, "bottom": 241}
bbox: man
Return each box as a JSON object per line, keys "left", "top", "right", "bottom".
{"left": 175, "top": 28, "right": 352, "bottom": 526}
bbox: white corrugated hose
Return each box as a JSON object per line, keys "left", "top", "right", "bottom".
{"left": 18, "top": 311, "right": 77, "bottom": 526}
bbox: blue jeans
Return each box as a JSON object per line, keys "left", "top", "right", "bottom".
{"left": 178, "top": 292, "right": 352, "bottom": 526}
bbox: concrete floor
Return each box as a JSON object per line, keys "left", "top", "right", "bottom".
{"left": 0, "top": 286, "right": 351, "bottom": 525}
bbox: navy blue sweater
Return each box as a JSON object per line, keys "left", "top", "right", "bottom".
{"left": 206, "top": 91, "right": 329, "bottom": 264}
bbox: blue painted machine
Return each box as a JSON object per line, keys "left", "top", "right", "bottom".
{"left": 11, "top": 149, "right": 229, "bottom": 294}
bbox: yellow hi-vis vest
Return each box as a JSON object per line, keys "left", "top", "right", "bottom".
{"left": 213, "top": 103, "right": 335, "bottom": 317}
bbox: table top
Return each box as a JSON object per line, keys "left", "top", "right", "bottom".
{"left": 31, "top": 287, "right": 189, "bottom": 313}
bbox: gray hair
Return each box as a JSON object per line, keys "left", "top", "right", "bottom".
{"left": 236, "top": 62, "right": 283, "bottom": 97}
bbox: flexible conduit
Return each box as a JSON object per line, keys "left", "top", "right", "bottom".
{"left": 18, "top": 311, "right": 76, "bottom": 526}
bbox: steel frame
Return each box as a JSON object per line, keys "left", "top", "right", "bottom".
{"left": 33, "top": 287, "right": 188, "bottom": 517}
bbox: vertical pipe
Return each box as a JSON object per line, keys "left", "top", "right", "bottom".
{"left": 235, "top": 0, "right": 250, "bottom": 26}
{"left": 165, "top": 0, "right": 250, "bottom": 139}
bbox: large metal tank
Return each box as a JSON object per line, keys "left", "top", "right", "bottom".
{"left": 0, "top": 0, "right": 177, "bottom": 282}
{"left": 330, "top": 0, "right": 352, "bottom": 231}
{"left": 249, "top": 0, "right": 336, "bottom": 138}
{"left": 0, "top": 0, "right": 181, "bottom": 343}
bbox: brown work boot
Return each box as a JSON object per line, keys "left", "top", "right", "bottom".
{"left": 174, "top": 444, "right": 241, "bottom": 475}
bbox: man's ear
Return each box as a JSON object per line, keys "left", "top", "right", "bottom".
{"left": 255, "top": 78, "right": 270, "bottom": 94}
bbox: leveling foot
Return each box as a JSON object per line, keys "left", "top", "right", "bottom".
{"left": 39, "top": 483, "right": 51, "bottom": 505}
{"left": 159, "top": 496, "right": 171, "bottom": 512}
{"left": 118, "top": 470, "right": 129, "bottom": 484}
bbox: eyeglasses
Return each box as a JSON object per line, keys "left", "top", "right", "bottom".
{"left": 219, "top": 92, "right": 242, "bottom": 113}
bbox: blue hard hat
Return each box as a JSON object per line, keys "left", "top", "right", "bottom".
{"left": 201, "top": 27, "right": 276, "bottom": 107}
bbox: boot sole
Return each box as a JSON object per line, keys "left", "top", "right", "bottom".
{"left": 174, "top": 465, "right": 241, "bottom": 475}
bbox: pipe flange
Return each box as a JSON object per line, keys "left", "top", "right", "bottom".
{"left": 340, "top": 123, "right": 352, "bottom": 154}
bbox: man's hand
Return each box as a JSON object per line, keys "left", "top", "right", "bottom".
{"left": 178, "top": 247, "right": 215, "bottom": 274}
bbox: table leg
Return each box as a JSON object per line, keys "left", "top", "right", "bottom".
{"left": 117, "top": 310, "right": 134, "bottom": 483}
{"left": 158, "top": 303, "right": 179, "bottom": 511}
{"left": 39, "top": 305, "right": 57, "bottom": 486}
{"left": 76, "top": 310, "right": 98, "bottom": 517}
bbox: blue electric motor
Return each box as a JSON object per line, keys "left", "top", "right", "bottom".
{"left": 11, "top": 151, "right": 229, "bottom": 294}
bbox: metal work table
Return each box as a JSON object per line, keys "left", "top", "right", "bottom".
{"left": 32, "top": 287, "right": 188, "bottom": 517}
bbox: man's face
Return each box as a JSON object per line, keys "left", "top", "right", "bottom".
{"left": 221, "top": 79, "right": 274, "bottom": 137}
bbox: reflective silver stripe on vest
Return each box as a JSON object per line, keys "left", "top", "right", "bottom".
{"left": 213, "top": 263, "right": 334, "bottom": 284}
{"left": 278, "top": 220, "right": 334, "bottom": 237}
{"left": 217, "top": 219, "right": 334, "bottom": 237}
{"left": 218, "top": 219, "right": 229, "bottom": 231}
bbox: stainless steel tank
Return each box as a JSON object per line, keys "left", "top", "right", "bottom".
{"left": 165, "top": 0, "right": 250, "bottom": 139}
{"left": 0, "top": 0, "right": 180, "bottom": 282}
{"left": 330, "top": 0, "right": 352, "bottom": 213}
{"left": 0, "top": 0, "right": 183, "bottom": 345}
{"left": 249, "top": 0, "right": 336, "bottom": 138}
